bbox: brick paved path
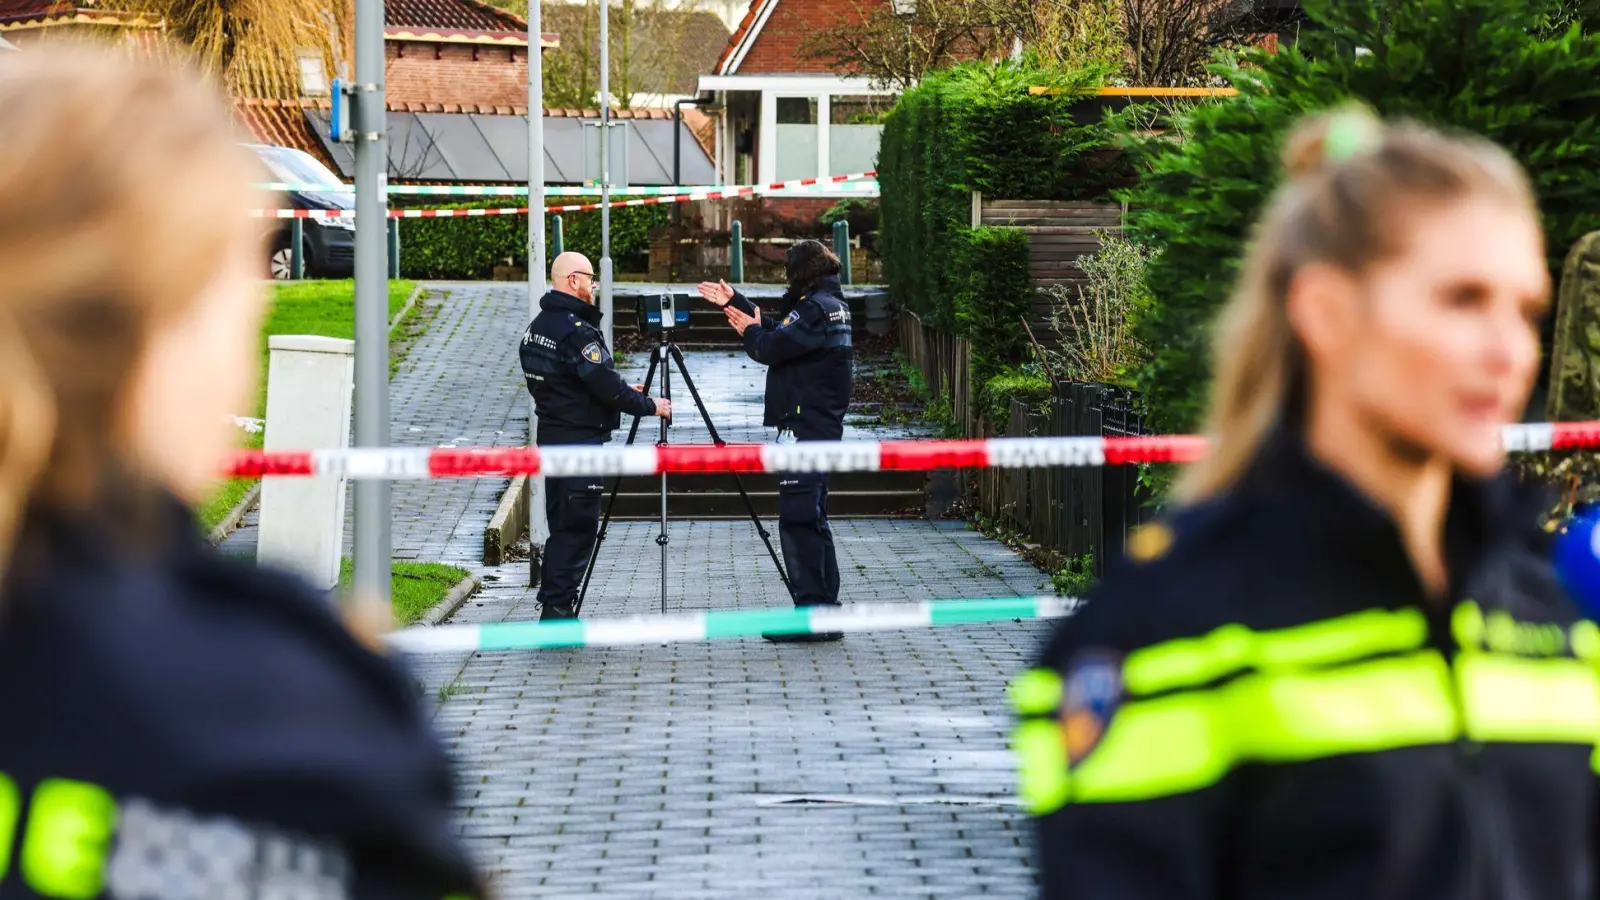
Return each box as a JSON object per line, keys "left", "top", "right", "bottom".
{"left": 232, "top": 284, "right": 1055, "bottom": 898}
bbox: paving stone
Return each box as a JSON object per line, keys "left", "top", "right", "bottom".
{"left": 235, "top": 283, "right": 1056, "bottom": 897}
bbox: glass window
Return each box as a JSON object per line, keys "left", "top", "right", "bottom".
{"left": 774, "top": 96, "right": 818, "bottom": 182}
{"left": 828, "top": 95, "right": 888, "bottom": 177}
{"left": 257, "top": 147, "right": 344, "bottom": 188}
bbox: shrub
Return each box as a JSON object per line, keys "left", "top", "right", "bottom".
{"left": 1050, "top": 554, "right": 1097, "bottom": 597}
{"left": 398, "top": 202, "right": 669, "bottom": 281}
{"left": 980, "top": 366, "right": 1053, "bottom": 433}
{"left": 1125, "top": 0, "right": 1600, "bottom": 434}
{"left": 877, "top": 60, "right": 1127, "bottom": 380}
{"left": 1046, "top": 231, "right": 1152, "bottom": 387}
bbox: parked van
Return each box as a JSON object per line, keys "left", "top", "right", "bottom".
{"left": 247, "top": 143, "right": 356, "bottom": 279}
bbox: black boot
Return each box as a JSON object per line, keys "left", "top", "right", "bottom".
{"left": 539, "top": 601, "right": 578, "bottom": 622}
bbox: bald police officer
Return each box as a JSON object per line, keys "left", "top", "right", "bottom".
{"left": 521, "top": 252, "right": 670, "bottom": 620}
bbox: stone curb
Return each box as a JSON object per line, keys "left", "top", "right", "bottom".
{"left": 483, "top": 474, "right": 529, "bottom": 565}
{"left": 419, "top": 573, "right": 481, "bottom": 627}
{"left": 207, "top": 482, "right": 262, "bottom": 546}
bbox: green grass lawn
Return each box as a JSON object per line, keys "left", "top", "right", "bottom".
{"left": 338, "top": 558, "right": 472, "bottom": 626}
{"left": 197, "top": 279, "right": 417, "bottom": 531}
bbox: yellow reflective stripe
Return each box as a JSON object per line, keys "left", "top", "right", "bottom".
{"left": 1236, "top": 653, "right": 1458, "bottom": 762}
{"left": 19, "top": 778, "right": 116, "bottom": 900}
{"left": 1072, "top": 652, "right": 1455, "bottom": 802}
{"left": 1122, "top": 624, "right": 1252, "bottom": 696}
{"left": 1013, "top": 719, "right": 1071, "bottom": 813}
{"left": 1572, "top": 620, "right": 1600, "bottom": 663}
{"left": 0, "top": 773, "right": 17, "bottom": 880}
{"left": 1122, "top": 608, "right": 1428, "bottom": 696}
{"left": 1070, "top": 693, "right": 1232, "bottom": 802}
{"left": 1458, "top": 654, "right": 1600, "bottom": 744}
{"left": 1009, "top": 668, "right": 1062, "bottom": 716}
{"left": 1453, "top": 601, "right": 1485, "bottom": 648}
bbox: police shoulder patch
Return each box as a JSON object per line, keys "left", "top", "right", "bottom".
{"left": 782, "top": 310, "right": 801, "bottom": 327}
{"left": 1060, "top": 649, "right": 1122, "bottom": 766}
{"left": 1126, "top": 521, "right": 1174, "bottom": 564}
{"left": 581, "top": 342, "right": 604, "bottom": 364}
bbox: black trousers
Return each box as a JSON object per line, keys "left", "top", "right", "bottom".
{"left": 538, "top": 475, "right": 603, "bottom": 615}
{"left": 778, "top": 470, "right": 840, "bottom": 607}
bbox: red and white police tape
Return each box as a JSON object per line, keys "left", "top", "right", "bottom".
{"left": 224, "top": 421, "right": 1600, "bottom": 480}
{"left": 250, "top": 172, "right": 878, "bottom": 220}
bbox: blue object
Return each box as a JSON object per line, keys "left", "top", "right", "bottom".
{"left": 1554, "top": 506, "right": 1600, "bottom": 620}
{"left": 329, "top": 78, "right": 347, "bottom": 143}
{"left": 645, "top": 308, "right": 691, "bottom": 328}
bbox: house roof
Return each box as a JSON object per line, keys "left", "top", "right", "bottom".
{"left": 0, "top": 1, "right": 159, "bottom": 30}
{"left": 387, "top": 0, "right": 525, "bottom": 32}
{"left": 0, "top": 0, "right": 555, "bottom": 46}
{"left": 713, "top": 0, "right": 772, "bottom": 75}
{"left": 237, "top": 97, "right": 717, "bottom": 185}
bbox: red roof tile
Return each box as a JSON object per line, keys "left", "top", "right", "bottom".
{"left": 385, "top": 0, "right": 525, "bottom": 33}
{"left": 233, "top": 99, "right": 338, "bottom": 169}
{"left": 713, "top": 0, "right": 770, "bottom": 75}
{"left": 0, "top": 1, "right": 154, "bottom": 27}
{"left": 0, "top": 0, "right": 67, "bottom": 21}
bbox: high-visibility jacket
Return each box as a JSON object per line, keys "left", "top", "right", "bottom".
{"left": 1014, "top": 433, "right": 1600, "bottom": 900}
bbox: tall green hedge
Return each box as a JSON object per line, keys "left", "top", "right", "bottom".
{"left": 398, "top": 202, "right": 668, "bottom": 281}
{"left": 878, "top": 61, "right": 1122, "bottom": 381}
{"left": 1125, "top": 0, "right": 1600, "bottom": 433}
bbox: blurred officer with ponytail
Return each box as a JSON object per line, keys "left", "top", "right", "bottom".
{"left": 698, "top": 241, "right": 853, "bottom": 641}
{"left": 0, "top": 49, "right": 481, "bottom": 898}
{"left": 1013, "top": 107, "right": 1598, "bottom": 898}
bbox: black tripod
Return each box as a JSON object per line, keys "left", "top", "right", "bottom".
{"left": 574, "top": 333, "right": 793, "bottom": 615}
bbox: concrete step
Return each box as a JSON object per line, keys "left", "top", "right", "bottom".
{"left": 593, "top": 469, "right": 926, "bottom": 519}
{"left": 601, "top": 489, "right": 924, "bottom": 520}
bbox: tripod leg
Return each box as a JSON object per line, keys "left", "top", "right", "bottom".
{"left": 668, "top": 346, "right": 795, "bottom": 601}
{"left": 658, "top": 342, "right": 670, "bottom": 615}
{"left": 574, "top": 350, "right": 659, "bottom": 616}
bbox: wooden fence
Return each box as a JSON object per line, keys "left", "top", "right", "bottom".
{"left": 897, "top": 309, "right": 977, "bottom": 437}
{"left": 973, "top": 195, "right": 1125, "bottom": 291}
{"left": 974, "top": 195, "right": 1126, "bottom": 340}
{"left": 975, "top": 382, "right": 1154, "bottom": 574}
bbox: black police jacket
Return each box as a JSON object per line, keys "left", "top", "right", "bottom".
{"left": 0, "top": 496, "right": 481, "bottom": 899}
{"left": 521, "top": 290, "right": 655, "bottom": 445}
{"left": 1015, "top": 432, "right": 1600, "bottom": 900}
{"left": 729, "top": 277, "right": 853, "bottom": 440}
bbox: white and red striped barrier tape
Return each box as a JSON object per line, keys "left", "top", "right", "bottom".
{"left": 223, "top": 422, "right": 1596, "bottom": 480}
{"left": 250, "top": 172, "right": 878, "bottom": 219}
{"left": 252, "top": 174, "right": 879, "bottom": 198}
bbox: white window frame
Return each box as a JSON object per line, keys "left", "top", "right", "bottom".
{"left": 756, "top": 85, "right": 895, "bottom": 196}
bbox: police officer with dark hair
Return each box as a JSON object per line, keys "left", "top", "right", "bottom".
{"left": 698, "top": 240, "right": 853, "bottom": 642}
{"left": 522, "top": 251, "right": 670, "bottom": 621}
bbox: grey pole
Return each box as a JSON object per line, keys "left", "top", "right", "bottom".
{"left": 353, "top": 0, "right": 390, "bottom": 604}
{"left": 528, "top": 0, "right": 549, "bottom": 578}
{"left": 529, "top": 12, "right": 546, "bottom": 332}
{"left": 598, "top": 0, "right": 613, "bottom": 348}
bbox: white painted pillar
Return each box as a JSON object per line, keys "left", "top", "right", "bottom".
{"left": 257, "top": 335, "right": 356, "bottom": 592}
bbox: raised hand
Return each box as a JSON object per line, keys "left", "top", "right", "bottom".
{"left": 724, "top": 303, "right": 759, "bottom": 336}
{"left": 697, "top": 280, "right": 735, "bottom": 308}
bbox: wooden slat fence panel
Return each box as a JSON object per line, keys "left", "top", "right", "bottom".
{"left": 977, "top": 195, "right": 1126, "bottom": 294}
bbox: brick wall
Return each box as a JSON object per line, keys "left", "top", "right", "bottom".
{"left": 386, "top": 42, "right": 530, "bottom": 108}
{"left": 735, "top": 0, "right": 880, "bottom": 74}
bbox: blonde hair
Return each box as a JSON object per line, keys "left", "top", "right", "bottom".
{"left": 1176, "top": 106, "right": 1540, "bottom": 502}
{"left": 0, "top": 48, "right": 263, "bottom": 576}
